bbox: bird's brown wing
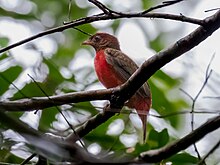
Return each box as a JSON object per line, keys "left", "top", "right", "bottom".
{"left": 104, "top": 48, "right": 151, "bottom": 98}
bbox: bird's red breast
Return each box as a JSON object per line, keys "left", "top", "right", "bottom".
{"left": 94, "top": 50, "right": 124, "bottom": 88}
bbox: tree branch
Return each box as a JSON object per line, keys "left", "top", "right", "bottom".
{"left": 0, "top": 12, "right": 204, "bottom": 54}
{"left": 88, "top": 0, "right": 112, "bottom": 15}
{"left": 117, "top": 10, "right": 220, "bottom": 106}
{"left": 140, "top": 115, "right": 220, "bottom": 163}
{"left": 0, "top": 88, "right": 113, "bottom": 111}
{"left": 0, "top": 110, "right": 100, "bottom": 163}
{"left": 142, "top": 0, "right": 185, "bottom": 14}
{"left": 65, "top": 106, "right": 117, "bottom": 142}
{"left": 1, "top": 107, "right": 219, "bottom": 164}
{"left": 198, "top": 139, "right": 220, "bottom": 165}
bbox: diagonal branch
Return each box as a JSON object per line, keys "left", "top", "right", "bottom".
{"left": 140, "top": 115, "right": 220, "bottom": 163}
{"left": 65, "top": 106, "right": 117, "bottom": 142}
{"left": 198, "top": 139, "right": 220, "bottom": 165}
{"left": 116, "top": 10, "right": 220, "bottom": 106}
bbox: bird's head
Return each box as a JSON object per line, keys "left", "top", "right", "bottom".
{"left": 82, "top": 32, "right": 120, "bottom": 51}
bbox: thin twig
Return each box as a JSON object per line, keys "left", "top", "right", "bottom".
{"left": 20, "top": 153, "right": 37, "bottom": 165}
{"left": 73, "top": 27, "right": 92, "bottom": 36}
{"left": 180, "top": 56, "right": 214, "bottom": 162}
{"left": 149, "top": 110, "right": 220, "bottom": 118}
{"left": 198, "top": 139, "right": 220, "bottom": 165}
{"left": 142, "top": 0, "right": 184, "bottom": 14}
{"left": 180, "top": 88, "right": 194, "bottom": 101}
{"left": 0, "top": 73, "right": 28, "bottom": 98}
{"left": 204, "top": 96, "right": 220, "bottom": 99}
{"left": 205, "top": 53, "right": 215, "bottom": 78}
{"left": 205, "top": 8, "right": 220, "bottom": 13}
{"left": 65, "top": 0, "right": 91, "bottom": 36}
{"left": 68, "top": 0, "right": 72, "bottom": 21}
{"left": 191, "top": 66, "right": 212, "bottom": 161}
{"left": 88, "top": 0, "right": 111, "bottom": 14}
{"left": 163, "top": 0, "right": 184, "bottom": 4}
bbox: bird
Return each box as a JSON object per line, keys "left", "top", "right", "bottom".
{"left": 82, "top": 32, "right": 151, "bottom": 142}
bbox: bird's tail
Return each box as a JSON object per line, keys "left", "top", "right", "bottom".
{"left": 139, "top": 110, "right": 148, "bottom": 143}
{"left": 126, "top": 96, "right": 151, "bottom": 143}
{"left": 136, "top": 98, "right": 151, "bottom": 143}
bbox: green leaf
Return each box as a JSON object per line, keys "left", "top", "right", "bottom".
{"left": 85, "top": 115, "right": 126, "bottom": 151}
{"left": 72, "top": 102, "right": 98, "bottom": 116}
{"left": 167, "top": 153, "right": 198, "bottom": 164}
{"left": 0, "top": 53, "right": 8, "bottom": 61}
{"left": 154, "top": 70, "right": 179, "bottom": 87}
{"left": 149, "top": 33, "right": 165, "bottom": 52}
{"left": 0, "top": 37, "right": 9, "bottom": 47}
{"left": 142, "top": 0, "right": 154, "bottom": 9}
{"left": 149, "top": 70, "right": 188, "bottom": 128}
{"left": 0, "top": 149, "right": 23, "bottom": 162}
{"left": 128, "top": 143, "right": 150, "bottom": 157}
{"left": 13, "top": 58, "right": 68, "bottom": 99}
{"left": 148, "top": 129, "right": 169, "bottom": 149}
{"left": 43, "top": 57, "right": 67, "bottom": 88}
{"left": 13, "top": 82, "right": 51, "bottom": 99}
{"left": 0, "top": 66, "right": 22, "bottom": 96}
{"left": 39, "top": 107, "right": 58, "bottom": 131}
{"left": 86, "top": 133, "right": 123, "bottom": 150}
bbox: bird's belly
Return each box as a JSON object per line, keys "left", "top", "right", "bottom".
{"left": 94, "top": 51, "right": 123, "bottom": 88}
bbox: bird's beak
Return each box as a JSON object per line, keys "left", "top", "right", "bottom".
{"left": 82, "top": 39, "right": 92, "bottom": 46}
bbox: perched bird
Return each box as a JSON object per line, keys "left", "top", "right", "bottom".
{"left": 82, "top": 32, "right": 151, "bottom": 142}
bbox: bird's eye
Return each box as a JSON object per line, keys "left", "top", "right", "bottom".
{"left": 92, "top": 35, "right": 101, "bottom": 42}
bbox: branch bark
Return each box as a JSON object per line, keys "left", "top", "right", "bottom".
{"left": 140, "top": 115, "right": 220, "bottom": 163}
{"left": 65, "top": 107, "right": 116, "bottom": 142}
{"left": 1, "top": 107, "right": 219, "bottom": 164}
{"left": 0, "top": 89, "right": 113, "bottom": 111}
{"left": 117, "top": 10, "right": 220, "bottom": 105}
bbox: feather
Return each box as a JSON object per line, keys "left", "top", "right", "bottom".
{"left": 104, "top": 48, "right": 151, "bottom": 99}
